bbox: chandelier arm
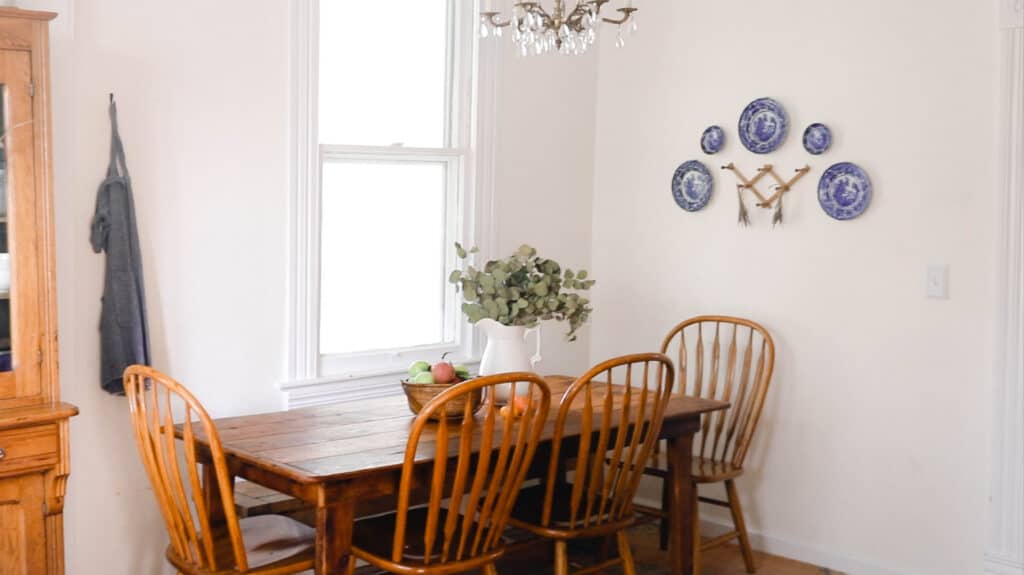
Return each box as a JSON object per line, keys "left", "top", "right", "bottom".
{"left": 601, "top": 7, "right": 637, "bottom": 25}
{"left": 514, "top": 1, "right": 555, "bottom": 28}
{"left": 482, "top": 12, "right": 512, "bottom": 28}
{"left": 564, "top": 4, "right": 594, "bottom": 30}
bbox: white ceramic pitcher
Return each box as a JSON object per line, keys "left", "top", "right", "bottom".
{"left": 476, "top": 319, "right": 542, "bottom": 403}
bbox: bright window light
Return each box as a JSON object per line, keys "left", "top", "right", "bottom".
{"left": 319, "top": 0, "right": 450, "bottom": 147}
{"left": 319, "top": 161, "right": 448, "bottom": 355}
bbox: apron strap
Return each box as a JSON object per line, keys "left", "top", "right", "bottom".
{"left": 107, "top": 97, "right": 129, "bottom": 179}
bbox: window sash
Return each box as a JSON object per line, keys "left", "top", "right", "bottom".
{"left": 316, "top": 148, "right": 465, "bottom": 370}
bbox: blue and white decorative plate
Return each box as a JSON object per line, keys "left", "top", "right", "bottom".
{"left": 818, "top": 162, "right": 872, "bottom": 220}
{"left": 803, "top": 123, "right": 832, "bottom": 155}
{"left": 701, "top": 126, "right": 725, "bottom": 155}
{"left": 738, "top": 98, "right": 789, "bottom": 154}
{"left": 672, "top": 160, "right": 714, "bottom": 212}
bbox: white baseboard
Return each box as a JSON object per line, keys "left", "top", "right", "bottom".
{"left": 634, "top": 497, "right": 904, "bottom": 575}
{"left": 986, "top": 553, "right": 1024, "bottom": 575}
{"left": 699, "top": 516, "right": 903, "bottom": 575}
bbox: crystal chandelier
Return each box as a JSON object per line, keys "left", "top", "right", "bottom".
{"left": 480, "top": 0, "right": 639, "bottom": 56}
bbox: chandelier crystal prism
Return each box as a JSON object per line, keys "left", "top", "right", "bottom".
{"left": 480, "top": 0, "right": 638, "bottom": 56}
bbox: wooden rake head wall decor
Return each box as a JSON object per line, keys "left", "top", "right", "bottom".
{"left": 722, "top": 163, "right": 811, "bottom": 227}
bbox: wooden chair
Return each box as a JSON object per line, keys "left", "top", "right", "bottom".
{"left": 344, "top": 372, "right": 551, "bottom": 575}
{"left": 640, "top": 316, "right": 776, "bottom": 574}
{"left": 508, "top": 353, "right": 675, "bottom": 575}
{"left": 124, "top": 366, "right": 316, "bottom": 575}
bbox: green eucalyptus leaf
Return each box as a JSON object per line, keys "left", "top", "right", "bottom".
{"left": 462, "top": 302, "right": 485, "bottom": 323}
{"left": 483, "top": 299, "right": 499, "bottom": 316}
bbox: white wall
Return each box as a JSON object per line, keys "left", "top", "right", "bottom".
{"left": 51, "top": 1, "right": 292, "bottom": 572}
{"left": 35, "top": 1, "right": 596, "bottom": 573}
{"left": 493, "top": 46, "right": 598, "bottom": 376}
{"left": 588, "top": 1, "right": 1001, "bottom": 574}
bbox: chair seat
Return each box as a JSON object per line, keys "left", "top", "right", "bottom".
{"left": 351, "top": 507, "right": 496, "bottom": 567}
{"left": 645, "top": 451, "right": 744, "bottom": 483}
{"left": 172, "top": 514, "right": 316, "bottom": 574}
{"left": 508, "top": 484, "right": 630, "bottom": 537}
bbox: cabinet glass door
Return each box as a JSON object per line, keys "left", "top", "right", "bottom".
{"left": 0, "top": 48, "right": 45, "bottom": 404}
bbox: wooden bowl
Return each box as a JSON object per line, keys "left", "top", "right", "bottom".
{"left": 401, "top": 379, "right": 483, "bottom": 420}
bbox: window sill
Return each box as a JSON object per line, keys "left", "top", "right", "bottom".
{"left": 278, "top": 360, "right": 481, "bottom": 410}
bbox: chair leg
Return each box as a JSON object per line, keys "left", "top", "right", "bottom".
{"left": 725, "top": 479, "right": 757, "bottom": 573}
{"left": 617, "top": 530, "right": 638, "bottom": 575}
{"left": 554, "top": 540, "right": 569, "bottom": 575}
{"left": 659, "top": 474, "right": 671, "bottom": 551}
{"left": 344, "top": 554, "right": 356, "bottom": 575}
{"left": 483, "top": 563, "right": 499, "bottom": 575}
{"left": 693, "top": 483, "right": 702, "bottom": 575}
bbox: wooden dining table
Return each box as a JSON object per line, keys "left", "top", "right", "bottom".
{"left": 188, "top": 376, "right": 727, "bottom": 575}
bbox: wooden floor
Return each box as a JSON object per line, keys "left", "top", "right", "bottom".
{"left": 490, "top": 523, "right": 839, "bottom": 575}
{"left": 237, "top": 481, "right": 835, "bottom": 575}
{"left": 241, "top": 480, "right": 832, "bottom": 575}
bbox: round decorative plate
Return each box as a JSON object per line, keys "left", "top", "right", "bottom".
{"left": 818, "top": 162, "right": 872, "bottom": 220}
{"left": 701, "top": 126, "right": 725, "bottom": 155}
{"left": 738, "top": 98, "right": 789, "bottom": 154}
{"left": 672, "top": 160, "right": 714, "bottom": 212}
{"left": 803, "top": 123, "right": 832, "bottom": 155}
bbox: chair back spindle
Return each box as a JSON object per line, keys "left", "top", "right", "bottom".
{"left": 661, "top": 316, "right": 775, "bottom": 468}
{"left": 391, "top": 373, "right": 551, "bottom": 567}
{"left": 124, "top": 366, "right": 249, "bottom": 573}
{"left": 542, "top": 354, "right": 674, "bottom": 533}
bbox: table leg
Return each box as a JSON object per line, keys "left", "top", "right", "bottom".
{"left": 202, "top": 464, "right": 230, "bottom": 524}
{"left": 667, "top": 433, "right": 695, "bottom": 575}
{"left": 315, "top": 493, "right": 355, "bottom": 575}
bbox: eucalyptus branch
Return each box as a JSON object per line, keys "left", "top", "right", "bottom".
{"left": 449, "top": 243, "right": 595, "bottom": 342}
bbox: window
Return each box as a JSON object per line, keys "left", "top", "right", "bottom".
{"left": 290, "top": 0, "right": 489, "bottom": 382}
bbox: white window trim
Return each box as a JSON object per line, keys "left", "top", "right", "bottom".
{"left": 284, "top": 0, "right": 500, "bottom": 408}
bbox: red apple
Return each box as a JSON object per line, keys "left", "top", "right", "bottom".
{"left": 431, "top": 362, "right": 456, "bottom": 384}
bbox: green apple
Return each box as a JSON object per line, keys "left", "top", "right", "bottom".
{"left": 454, "top": 364, "right": 470, "bottom": 379}
{"left": 407, "top": 361, "right": 431, "bottom": 379}
{"left": 411, "top": 371, "right": 435, "bottom": 384}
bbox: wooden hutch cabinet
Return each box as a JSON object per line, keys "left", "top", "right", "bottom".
{"left": 0, "top": 8, "right": 77, "bottom": 575}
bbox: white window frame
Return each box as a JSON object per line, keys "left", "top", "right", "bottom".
{"left": 285, "top": 0, "right": 499, "bottom": 403}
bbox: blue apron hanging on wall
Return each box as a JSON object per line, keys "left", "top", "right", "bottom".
{"left": 90, "top": 96, "right": 150, "bottom": 395}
